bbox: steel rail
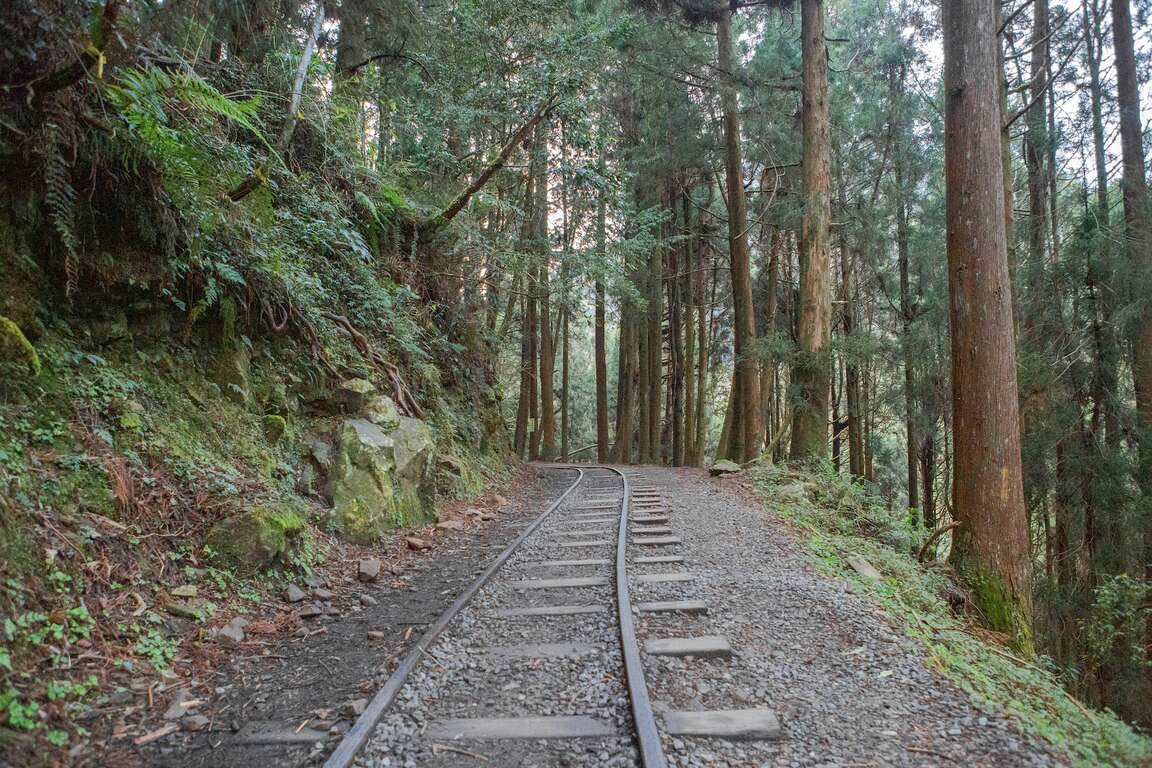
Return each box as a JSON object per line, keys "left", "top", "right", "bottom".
{"left": 323, "top": 466, "right": 585, "bottom": 768}
{"left": 603, "top": 465, "right": 668, "bottom": 768}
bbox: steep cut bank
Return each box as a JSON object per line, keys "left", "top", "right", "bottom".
{"left": 0, "top": 12, "right": 511, "bottom": 764}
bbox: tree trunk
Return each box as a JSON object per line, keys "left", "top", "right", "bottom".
{"left": 791, "top": 0, "right": 833, "bottom": 461}
{"left": 536, "top": 128, "right": 555, "bottom": 461}
{"left": 717, "top": 7, "right": 760, "bottom": 463}
{"left": 943, "top": 0, "right": 1034, "bottom": 653}
{"left": 646, "top": 204, "right": 664, "bottom": 464}
{"left": 896, "top": 88, "right": 920, "bottom": 516}
{"left": 695, "top": 244, "right": 714, "bottom": 465}
{"left": 671, "top": 203, "right": 685, "bottom": 467}
{"left": 836, "top": 180, "right": 864, "bottom": 478}
{"left": 683, "top": 193, "right": 698, "bottom": 464}
{"left": 1112, "top": 0, "right": 1152, "bottom": 491}
{"left": 595, "top": 147, "right": 610, "bottom": 463}
{"left": 1084, "top": 0, "right": 1120, "bottom": 452}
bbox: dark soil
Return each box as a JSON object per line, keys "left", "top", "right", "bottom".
{"left": 136, "top": 465, "right": 576, "bottom": 768}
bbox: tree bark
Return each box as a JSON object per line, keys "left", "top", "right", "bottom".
{"left": 1112, "top": 0, "right": 1152, "bottom": 493}
{"left": 717, "top": 6, "right": 760, "bottom": 463}
{"left": 943, "top": 0, "right": 1034, "bottom": 653}
{"left": 595, "top": 146, "right": 610, "bottom": 464}
{"left": 791, "top": 0, "right": 833, "bottom": 461}
{"left": 897, "top": 136, "right": 920, "bottom": 518}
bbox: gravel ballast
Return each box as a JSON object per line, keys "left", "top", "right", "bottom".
{"left": 351, "top": 465, "right": 1060, "bottom": 768}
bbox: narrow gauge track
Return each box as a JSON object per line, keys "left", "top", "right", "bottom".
{"left": 324, "top": 465, "right": 668, "bottom": 768}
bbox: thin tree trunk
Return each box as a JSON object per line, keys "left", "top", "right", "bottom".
{"left": 671, "top": 204, "right": 685, "bottom": 467}
{"left": 944, "top": 0, "right": 1034, "bottom": 652}
{"left": 717, "top": 7, "right": 760, "bottom": 463}
{"left": 836, "top": 180, "right": 864, "bottom": 478}
{"left": 895, "top": 61, "right": 920, "bottom": 516}
{"left": 683, "top": 193, "right": 697, "bottom": 464}
{"left": 595, "top": 144, "right": 610, "bottom": 463}
{"left": 1112, "top": 0, "right": 1152, "bottom": 491}
{"left": 1085, "top": 0, "right": 1120, "bottom": 452}
{"left": 695, "top": 244, "right": 713, "bottom": 464}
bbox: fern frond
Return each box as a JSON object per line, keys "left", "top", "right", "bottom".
{"left": 41, "top": 98, "right": 80, "bottom": 296}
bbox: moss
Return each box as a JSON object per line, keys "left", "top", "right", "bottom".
{"left": 262, "top": 414, "right": 287, "bottom": 443}
{"left": 0, "top": 316, "right": 40, "bottom": 375}
{"left": 204, "top": 504, "right": 304, "bottom": 572}
{"left": 390, "top": 485, "right": 431, "bottom": 527}
{"left": 955, "top": 557, "right": 1036, "bottom": 657}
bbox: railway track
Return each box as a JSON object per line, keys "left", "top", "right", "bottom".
{"left": 324, "top": 465, "right": 779, "bottom": 768}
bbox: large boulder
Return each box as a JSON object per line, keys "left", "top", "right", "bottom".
{"left": 709, "top": 459, "right": 742, "bottom": 476}
{"left": 204, "top": 505, "right": 305, "bottom": 573}
{"left": 325, "top": 417, "right": 435, "bottom": 542}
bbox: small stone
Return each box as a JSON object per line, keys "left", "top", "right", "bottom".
{"left": 845, "top": 553, "right": 883, "bottom": 582}
{"left": 171, "top": 585, "right": 198, "bottom": 598}
{"left": 367, "top": 631, "right": 386, "bottom": 641}
{"left": 312, "top": 588, "right": 335, "bottom": 600}
{"left": 304, "top": 574, "right": 325, "bottom": 589}
{"left": 405, "top": 537, "right": 431, "bottom": 551}
{"left": 435, "top": 519, "right": 464, "bottom": 531}
{"left": 183, "top": 715, "right": 211, "bottom": 732}
{"left": 341, "top": 698, "right": 368, "bottom": 718}
{"left": 216, "top": 617, "right": 248, "bottom": 645}
{"left": 358, "top": 593, "right": 378, "bottom": 607}
{"left": 285, "top": 584, "right": 307, "bottom": 603}
{"left": 163, "top": 690, "right": 193, "bottom": 720}
{"left": 357, "top": 558, "right": 382, "bottom": 582}
{"left": 299, "top": 603, "right": 324, "bottom": 619}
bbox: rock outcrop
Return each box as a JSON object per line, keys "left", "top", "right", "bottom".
{"left": 324, "top": 414, "right": 435, "bottom": 542}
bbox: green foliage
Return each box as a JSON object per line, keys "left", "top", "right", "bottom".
{"left": 132, "top": 627, "right": 179, "bottom": 671}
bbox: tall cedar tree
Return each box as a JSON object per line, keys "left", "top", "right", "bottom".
{"left": 943, "top": 0, "right": 1033, "bottom": 652}
{"left": 791, "top": 0, "right": 833, "bottom": 460}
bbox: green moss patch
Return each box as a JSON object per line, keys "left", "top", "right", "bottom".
{"left": 0, "top": 316, "right": 40, "bottom": 375}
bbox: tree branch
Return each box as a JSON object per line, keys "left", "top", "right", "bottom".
{"left": 420, "top": 96, "right": 558, "bottom": 236}
{"left": 228, "top": 4, "right": 325, "bottom": 202}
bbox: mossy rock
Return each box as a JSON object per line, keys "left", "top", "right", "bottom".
{"left": 336, "top": 377, "right": 376, "bottom": 412}
{"left": 0, "top": 315, "right": 40, "bottom": 374}
{"left": 362, "top": 393, "right": 400, "bottom": 431}
{"left": 263, "top": 414, "right": 287, "bottom": 443}
{"left": 325, "top": 417, "right": 437, "bottom": 543}
{"left": 326, "top": 419, "right": 397, "bottom": 543}
{"left": 204, "top": 504, "right": 305, "bottom": 573}
{"left": 709, "top": 459, "right": 742, "bottom": 476}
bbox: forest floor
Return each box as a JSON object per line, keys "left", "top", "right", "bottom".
{"left": 107, "top": 464, "right": 1146, "bottom": 767}
{"left": 103, "top": 466, "right": 560, "bottom": 768}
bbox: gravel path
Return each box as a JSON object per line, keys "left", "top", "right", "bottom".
{"left": 628, "top": 467, "right": 1060, "bottom": 768}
